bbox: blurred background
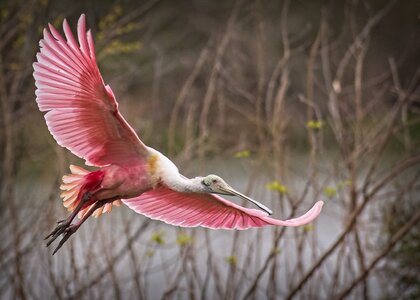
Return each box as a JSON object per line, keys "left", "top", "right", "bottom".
{"left": 1, "top": 0, "right": 420, "bottom": 299}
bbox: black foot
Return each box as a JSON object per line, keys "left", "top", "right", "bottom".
{"left": 45, "top": 220, "right": 80, "bottom": 254}
{"left": 45, "top": 221, "right": 71, "bottom": 246}
{"left": 52, "top": 225, "right": 78, "bottom": 255}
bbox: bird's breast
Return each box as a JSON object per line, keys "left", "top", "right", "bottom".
{"left": 146, "top": 148, "right": 183, "bottom": 190}
{"left": 99, "top": 164, "right": 154, "bottom": 199}
{"left": 147, "top": 154, "right": 158, "bottom": 177}
{"left": 147, "top": 153, "right": 161, "bottom": 186}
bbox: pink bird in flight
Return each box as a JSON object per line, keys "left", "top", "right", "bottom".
{"left": 33, "top": 14, "right": 324, "bottom": 254}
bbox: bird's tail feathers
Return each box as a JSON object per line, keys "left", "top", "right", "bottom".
{"left": 60, "top": 165, "right": 121, "bottom": 219}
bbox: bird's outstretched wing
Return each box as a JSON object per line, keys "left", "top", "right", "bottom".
{"left": 123, "top": 187, "right": 323, "bottom": 229}
{"left": 33, "top": 14, "right": 148, "bottom": 166}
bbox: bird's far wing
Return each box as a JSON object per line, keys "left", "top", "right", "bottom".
{"left": 33, "top": 14, "right": 148, "bottom": 166}
{"left": 122, "top": 187, "right": 324, "bottom": 229}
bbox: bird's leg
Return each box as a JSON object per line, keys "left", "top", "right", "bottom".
{"left": 51, "top": 200, "right": 106, "bottom": 255}
{"left": 45, "top": 192, "right": 93, "bottom": 246}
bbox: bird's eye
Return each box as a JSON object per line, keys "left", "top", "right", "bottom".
{"left": 202, "top": 180, "right": 210, "bottom": 186}
{"left": 212, "top": 179, "right": 217, "bottom": 184}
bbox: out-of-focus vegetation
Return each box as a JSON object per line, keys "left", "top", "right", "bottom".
{"left": 1, "top": 0, "right": 419, "bottom": 299}
{"left": 382, "top": 192, "right": 420, "bottom": 299}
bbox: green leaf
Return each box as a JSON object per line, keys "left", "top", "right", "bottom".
{"left": 337, "top": 180, "right": 352, "bottom": 189}
{"left": 101, "top": 40, "right": 143, "bottom": 57}
{"left": 150, "top": 232, "right": 165, "bottom": 245}
{"left": 306, "top": 120, "right": 324, "bottom": 130}
{"left": 176, "top": 233, "right": 193, "bottom": 247}
{"left": 302, "top": 224, "right": 314, "bottom": 232}
{"left": 323, "top": 186, "right": 337, "bottom": 198}
{"left": 234, "top": 150, "right": 251, "bottom": 158}
{"left": 225, "top": 255, "right": 237, "bottom": 265}
{"left": 266, "top": 181, "right": 288, "bottom": 194}
{"left": 271, "top": 247, "right": 281, "bottom": 255}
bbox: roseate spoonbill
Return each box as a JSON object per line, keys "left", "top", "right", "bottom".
{"left": 33, "top": 14, "right": 324, "bottom": 254}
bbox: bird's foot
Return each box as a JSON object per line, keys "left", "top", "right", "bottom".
{"left": 51, "top": 225, "right": 79, "bottom": 255}
{"left": 45, "top": 220, "right": 71, "bottom": 246}
{"left": 45, "top": 220, "right": 79, "bottom": 254}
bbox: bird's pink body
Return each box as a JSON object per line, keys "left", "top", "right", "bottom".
{"left": 34, "top": 14, "right": 323, "bottom": 252}
{"left": 96, "top": 164, "right": 152, "bottom": 199}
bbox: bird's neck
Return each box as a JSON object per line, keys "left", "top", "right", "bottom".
{"left": 149, "top": 148, "right": 206, "bottom": 193}
{"left": 159, "top": 162, "right": 206, "bottom": 193}
{"left": 165, "top": 175, "right": 206, "bottom": 193}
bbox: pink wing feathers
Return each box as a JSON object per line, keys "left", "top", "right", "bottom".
{"left": 33, "top": 14, "right": 148, "bottom": 166}
{"left": 123, "top": 187, "right": 324, "bottom": 229}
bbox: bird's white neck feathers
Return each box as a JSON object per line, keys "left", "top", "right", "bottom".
{"left": 147, "top": 148, "right": 205, "bottom": 193}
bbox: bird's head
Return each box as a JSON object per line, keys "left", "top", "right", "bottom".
{"left": 198, "top": 174, "right": 273, "bottom": 215}
{"left": 200, "top": 174, "right": 230, "bottom": 194}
